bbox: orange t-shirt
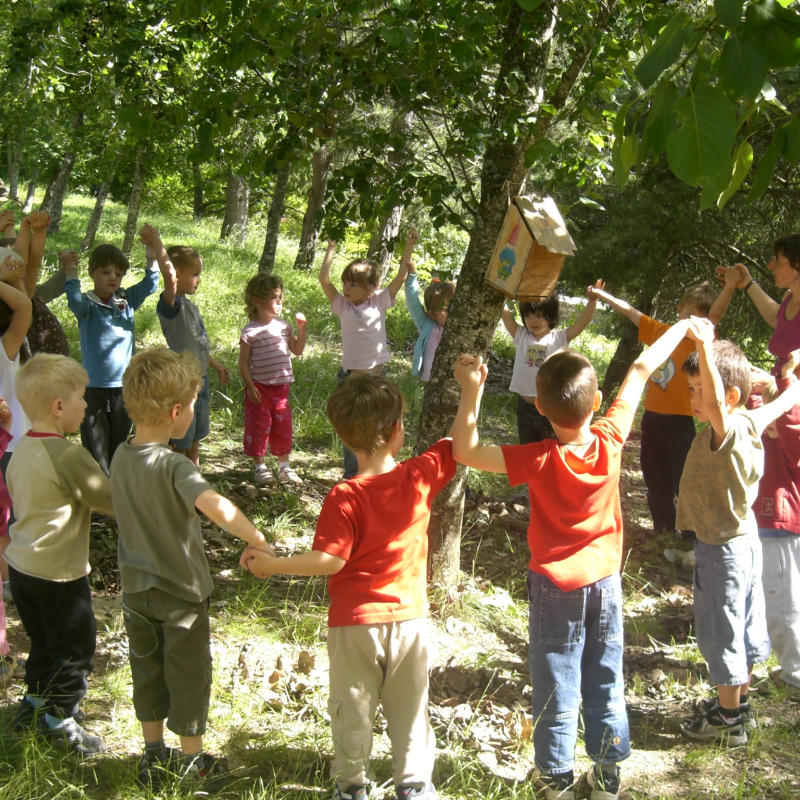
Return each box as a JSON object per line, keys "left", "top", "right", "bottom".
{"left": 638, "top": 316, "right": 694, "bottom": 416}
{"left": 501, "top": 400, "right": 634, "bottom": 592}
{"left": 313, "top": 439, "right": 456, "bottom": 627}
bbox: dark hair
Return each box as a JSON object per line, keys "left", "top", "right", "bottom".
{"left": 88, "top": 243, "right": 129, "bottom": 275}
{"left": 244, "top": 274, "right": 283, "bottom": 320}
{"left": 327, "top": 374, "right": 407, "bottom": 456}
{"left": 536, "top": 351, "right": 598, "bottom": 427}
{"left": 168, "top": 245, "right": 202, "bottom": 272}
{"left": 423, "top": 280, "right": 455, "bottom": 313}
{"left": 681, "top": 340, "right": 751, "bottom": 407}
{"left": 773, "top": 233, "right": 800, "bottom": 272}
{"left": 341, "top": 259, "right": 379, "bottom": 291}
{"left": 519, "top": 295, "right": 560, "bottom": 330}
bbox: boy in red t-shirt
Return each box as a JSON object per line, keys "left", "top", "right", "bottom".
{"left": 451, "top": 317, "right": 694, "bottom": 800}
{"left": 242, "top": 374, "right": 456, "bottom": 800}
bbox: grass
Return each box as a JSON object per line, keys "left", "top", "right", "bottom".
{"left": 1, "top": 193, "right": 799, "bottom": 799}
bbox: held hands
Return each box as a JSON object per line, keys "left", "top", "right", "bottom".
{"left": 26, "top": 211, "right": 51, "bottom": 231}
{"left": 686, "top": 315, "right": 715, "bottom": 344}
{"left": 715, "top": 263, "right": 750, "bottom": 290}
{"left": 0, "top": 210, "right": 15, "bottom": 233}
{"left": 406, "top": 228, "right": 420, "bottom": 247}
{"left": 782, "top": 349, "right": 800, "bottom": 380}
{"left": 58, "top": 249, "right": 79, "bottom": 272}
{"left": 239, "top": 544, "right": 279, "bottom": 578}
{"left": 138, "top": 223, "right": 162, "bottom": 249}
{"left": 586, "top": 278, "right": 606, "bottom": 300}
{"left": 247, "top": 385, "right": 261, "bottom": 404}
{"left": 0, "top": 253, "right": 25, "bottom": 283}
{"left": 453, "top": 352, "right": 488, "bottom": 390}
{"left": 0, "top": 398, "right": 12, "bottom": 432}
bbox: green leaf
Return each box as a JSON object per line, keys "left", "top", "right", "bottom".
{"left": 666, "top": 85, "right": 736, "bottom": 186}
{"left": 621, "top": 134, "right": 638, "bottom": 170}
{"left": 578, "top": 196, "right": 606, "bottom": 211}
{"left": 612, "top": 138, "right": 629, "bottom": 188}
{"left": 747, "top": 127, "right": 785, "bottom": 202}
{"left": 718, "top": 140, "right": 754, "bottom": 208}
{"left": 516, "top": 0, "right": 544, "bottom": 10}
{"left": 715, "top": 0, "right": 744, "bottom": 29}
{"left": 639, "top": 80, "right": 678, "bottom": 161}
{"left": 718, "top": 30, "right": 768, "bottom": 100}
{"left": 700, "top": 161, "right": 732, "bottom": 211}
{"left": 634, "top": 12, "right": 690, "bottom": 88}
{"left": 743, "top": 0, "right": 800, "bottom": 69}
{"left": 782, "top": 118, "right": 800, "bottom": 165}
{"left": 613, "top": 103, "right": 628, "bottom": 140}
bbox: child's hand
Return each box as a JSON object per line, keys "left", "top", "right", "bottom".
{"left": 138, "top": 223, "right": 161, "bottom": 248}
{"left": 295, "top": 312, "right": 306, "bottom": 328}
{"left": 783, "top": 349, "right": 800, "bottom": 380}
{"left": 687, "top": 316, "right": 715, "bottom": 343}
{"left": 247, "top": 386, "right": 261, "bottom": 404}
{"left": 586, "top": 278, "right": 606, "bottom": 299}
{"left": 0, "top": 398, "right": 12, "bottom": 432}
{"left": 26, "top": 211, "right": 50, "bottom": 231}
{"left": 0, "top": 253, "right": 25, "bottom": 283}
{"left": 0, "top": 210, "right": 15, "bottom": 233}
{"left": 715, "top": 263, "right": 750, "bottom": 289}
{"left": 453, "top": 352, "right": 488, "bottom": 390}
{"left": 58, "top": 249, "right": 79, "bottom": 272}
{"left": 406, "top": 228, "right": 420, "bottom": 246}
{"left": 240, "top": 546, "right": 280, "bottom": 578}
{"left": 326, "top": 239, "right": 337, "bottom": 251}
{"left": 213, "top": 362, "right": 230, "bottom": 386}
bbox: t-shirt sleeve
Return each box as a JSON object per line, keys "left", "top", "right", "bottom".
{"left": 552, "top": 328, "right": 569, "bottom": 349}
{"left": 638, "top": 316, "right": 669, "bottom": 347}
{"left": 57, "top": 445, "right": 116, "bottom": 517}
{"left": 592, "top": 399, "right": 635, "bottom": 448}
{"left": 376, "top": 288, "right": 396, "bottom": 310}
{"left": 172, "top": 458, "right": 213, "bottom": 515}
{"left": 239, "top": 323, "right": 255, "bottom": 346}
{"left": 157, "top": 294, "right": 182, "bottom": 320}
{"left": 513, "top": 326, "right": 526, "bottom": 348}
{"left": 413, "top": 439, "right": 457, "bottom": 492}
{"left": 313, "top": 488, "right": 356, "bottom": 561}
{"left": 502, "top": 442, "right": 547, "bottom": 487}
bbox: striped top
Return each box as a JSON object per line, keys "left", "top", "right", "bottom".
{"left": 240, "top": 319, "right": 294, "bottom": 385}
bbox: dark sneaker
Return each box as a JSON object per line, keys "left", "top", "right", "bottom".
{"left": 181, "top": 752, "right": 230, "bottom": 791}
{"left": 396, "top": 783, "right": 437, "bottom": 799}
{"left": 11, "top": 698, "right": 41, "bottom": 730}
{"left": 585, "top": 764, "right": 621, "bottom": 800}
{"left": 137, "top": 746, "right": 181, "bottom": 789}
{"left": 333, "top": 785, "right": 370, "bottom": 800}
{"left": 45, "top": 717, "right": 105, "bottom": 757}
{"left": 681, "top": 703, "right": 748, "bottom": 746}
{"left": 697, "top": 695, "right": 756, "bottom": 731}
{"left": 533, "top": 775, "right": 575, "bottom": 800}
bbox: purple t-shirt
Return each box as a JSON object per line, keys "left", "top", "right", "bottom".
{"left": 769, "top": 294, "right": 800, "bottom": 376}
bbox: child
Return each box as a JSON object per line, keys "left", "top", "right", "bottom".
{"left": 501, "top": 281, "right": 604, "bottom": 444}
{"left": 139, "top": 224, "right": 230, "bottom": 468}
{"left": 243, "top": 374, "right": 456, "bottom": 800}
{"left": 677, "top": 326, "right": 800, "bottom": 744}
{"left": 319, "top": 231, "right": 416, "bottom": 478}
{"left": 5, "top": 354, "right": 113, "bottom": 755}
{"left": 239, "top": 273, "right": 306, "bottom": 485}
{"left": 404, "top": 260, "right": 455, "bottom": 381}
{"left": 0, "top": 398, "right": 16, "bottom": 684}
{"left": 109, "top": 348, "right": 273, "bottom": 786}
{"left": 65, "top": 240, "right": 166, "bottom": 474}
{"left": 451, "top": 317, "right": 697, "bottom": 800}
{"left": 588, "top": 279, "right": 735, "bottom": 534}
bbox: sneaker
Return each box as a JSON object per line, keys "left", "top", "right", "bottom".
{"left": 181, "top": 752, "right": 229, "bottom": 790}
{"left": 11, "top": 698, "right": 84, "bottom": 730}
{"left": 533, "top": 775, "right": 575, "bottom": 800}
{"left": 254, "top": 465, "right": 276, "bottom": 486}
{"left": 137, "top": 746, "right": 181, "bottom": 788}
{"left": 681, "top": 702, "right": 748, "bottom": 746}
{"left": 45, "top": 717, "right": 105, "bottom": 757}
{"left": 585, "top": 764, "right": 621, "bottom": 800}
{"left": 396, "top": 783, "right": 437, "bottom": 799}
{"left": 333, "top": 785, "right": 370, "bottom": 800}
{"left": 278, "top": 465, "right": 302, "bottom": 484}
{"left": 697, "top": 695, "right": 756, "bottom": 731}
{"left": 0, "top": 655, "right": 17, "bottom": 686}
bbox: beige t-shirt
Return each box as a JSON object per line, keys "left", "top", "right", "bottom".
{"left": 676, "top": 412, "right": 764, "bottom": 545}
{"left": 6, "top": 433, "right": 114, "bottom": 581}
{"left": 110, "top": 441, "right": 214, "bottom": 603}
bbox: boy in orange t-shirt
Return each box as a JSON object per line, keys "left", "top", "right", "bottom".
{"left": 451, "top": 318, "right": 694, "bottom": 800}
{"left": 587, "top": 280, "right": 735, "bottom": 535}
{"left": 242, "top": 375, "right": 455, "bottom": 800}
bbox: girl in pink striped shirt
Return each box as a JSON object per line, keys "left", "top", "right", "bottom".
{"left": 239, "top": 274, "right": 307, "bottom": 485}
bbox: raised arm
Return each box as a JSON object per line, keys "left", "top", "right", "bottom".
{"left": 318, "top": 240, "right": 339, "bottom": 302}
{"left": 587, "top": 286, "right": 644, "bottom": 328}
{"left": 689, "top": 319, "right": 731, "bottom": 443}
{"left": 707, "top": 267, "right": 737, "bottom": 327}
{"left": 566, "top": 279, "right": 604, "bottom": 341}
{"left": 501, "top": 306, "right": 519, "bottom": 338}
{"left": 0, "top": 210, "right": 15, "bottom": 239}
{"left": 22, "top": 211, "right": 51, "bottom": 298}
{"left": 616, "top": 317, "right": 693, "bottom": 409}
{"left": 451, "top": 353, "right": 508, "bottom": 473}
{"left": 717, "top": 263, "right": 779, "bottom": 329}
{"left": 0, "top": 257, "right": 33, "bottom": 361}
{"left": 139, "top": 224, "right": 177, "bottom": 306}
{"left": 11, "top": 214, "right": 31, "bottom": 267}
{"left": 750, "top": 350, "right": 800, "bottom": 435}
{"left": 288, "top": 313, "right": 307, "bottom": 356}
{"left": 404, "top": 265, "right": 429, "bottom": 332}
{"left": 387, "top": 228, "right": 419, "bottom": 300}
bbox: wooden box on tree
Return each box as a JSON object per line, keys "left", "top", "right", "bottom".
{"left": 485, "top": 196, "right": 576, "bottom": 300}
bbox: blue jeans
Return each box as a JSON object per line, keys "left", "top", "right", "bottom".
{"left": 527, "top": 570, "right": 629, "bottom": 775}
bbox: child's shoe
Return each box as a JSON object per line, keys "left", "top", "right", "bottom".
{"left": 697, "top": 695, "right": 756, "bottom": 731}
{"left": 181, "top": 751, "right": 229, "bottom": 791}
{"left": 44, "top": 716, "right": 105, "bottom": 757}
{"left": 681, "top": 702, "right": 748, "bottom": 746}
{"left": 333, "top": 785, "right": 370, "bottom": 800}
{"left": 533, "top": 771, "right": 575, "bottom": 800}
{"left": 137, "top": 745, "right": 181, "bottom": 789}
{"left": 585, "top": 763, "right": 621, "bottom": 800}
{"left": 254, "top": 464, "right": 276, "bottom": 486}
{"left": 396, "top": 783, "right": 437, "bottom": 799}
{"left": 278, "top": 464, "right": 302, "bottom": 484}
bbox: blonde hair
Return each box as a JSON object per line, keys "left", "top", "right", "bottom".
{"left": 244, "top": 273, "right": 282, "bottom": 320}
{"left": 15, "top": 354, "right": 88, "bottom": 420}
{"left": 327, "top": 374, "right": 407, "bottom": 455}
{"left": 341, "top": 259, "right": 379, "bottom": 292}
{"left": 122, "top": 349, "right": 203, "bottom": 426}
{"left": 680, "top": 282, "right": 718, "bottom": 315}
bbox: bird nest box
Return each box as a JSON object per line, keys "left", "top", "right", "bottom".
{"left": 485, "top": 196, "right": 576, "bottom": 300}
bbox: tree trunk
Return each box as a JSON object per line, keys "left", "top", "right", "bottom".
{"left": 368, "top": 205, "right": 404, "bottom": 281}
{"left": 220, "top": 166, "right": 250, "bottom": 247}
{"left": 258, "top": 161, "right": 292, "bottom": 275}
{"left": 122, "top": 143, "right": 148, "bottom": 259}
{"left": 47, "top": 150, "right": 78, "bottom": 235}
{"left": 22, "top": 169, "right": 38, "bottom": 213}
{"left": 80, "top": 164, "right": 117, "bottom": 254}
{"left": 6, "top": 140, "right": 21, "bottom": 202}
{"left": 38, "top": 169, "right": 59, "bottom": 214}
{"left": 293, "top": 145, "right": 332, "bottom": 270}
{"left": 193, "top": 161, "right": 204, "bottom": 219}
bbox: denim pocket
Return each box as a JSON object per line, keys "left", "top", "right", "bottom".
{"left": 122, "top": 602, "right": 159, "bottom": 659}
{"left": 599, "top": 583, "right": 623, "bottom": 642}
{"left": 539, "top": 586, "right": 585, "bottom": 644}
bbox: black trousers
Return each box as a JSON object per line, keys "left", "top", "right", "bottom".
{"left": 639, "top": 410, "right": 696, "bottom": 533}
{"left": 80, "top": 386, "right": 132, "bottom": 475}
{"left": 9, "top": 567, "right": 96, "bottom": 719}
{"left": 516, "top": 395, "right": 555, "bottom": 444}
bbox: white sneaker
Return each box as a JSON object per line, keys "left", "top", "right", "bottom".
{"left": 254, "top": 466, "right": 276, "bottom": 486}
{"left": 278, "top": 465, "right": 302, "bottom": 484}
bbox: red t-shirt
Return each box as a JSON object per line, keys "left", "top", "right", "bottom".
{"left": 314, "top": 439, "right": 457, "bottom": 627}
{"left": 501, "top": 400, "right": 634, "bottom": 592}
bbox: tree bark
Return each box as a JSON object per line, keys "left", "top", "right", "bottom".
{"left": 220, "top": 166, "right": 250, "bottom": 247}
{"left": 122, "top": 142, "right": 148, "bottom": 259}
{"left": 193, "top": 161, "right": 205, "bottom": 220}
{"left": 22, "top": 171, "right": 37, "bottom": 213}
{"left": 293, "top": 145, "right": 332, "bottom": 271}
{"left": 38, "top": 168, "right": 60, "bottom": 214}
{"left": 81, "top": 164, "right": 117, "bottom": 254}
{"left": 367, "top": 205, "right": 404, "bottom": 281}
{"left": 6, "top": 140, "right": 21, "bottom": 202}
{"left": 259, "top": 160, "right": 292, "bottom": 275}
{"left": 47, "top": 150, "right": 77, "bottom": 235}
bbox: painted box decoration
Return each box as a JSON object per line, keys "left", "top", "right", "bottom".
{"left": 485, "top": 196, "right": 576, "bottom": 300}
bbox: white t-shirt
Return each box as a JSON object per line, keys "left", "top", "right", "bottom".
{"left": 509, "top": 327, "right": 569, "bottom": 397}
{"left": 332, "top": 289, "right": 395, "bottom": 370}
{"left": 240, "top": 319, "right": 294, "bottom": 385}
{"left": 0, "top": 343, "right": 30, "bottom": 451}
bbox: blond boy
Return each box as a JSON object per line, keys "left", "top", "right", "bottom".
{"left": 6, "top": 354, "right": 113, "bottom": 755}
